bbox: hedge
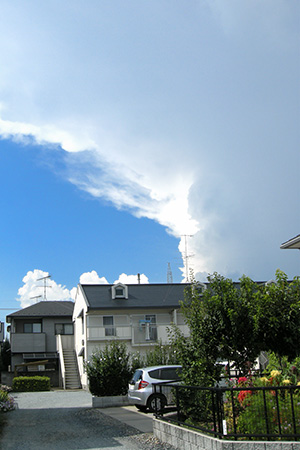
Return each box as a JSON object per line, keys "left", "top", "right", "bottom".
{"left": 12, "top": 376, "right": 51, "bottom": 392}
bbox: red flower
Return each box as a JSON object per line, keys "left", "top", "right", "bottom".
{"left": 238, "top": 390, "right": 252, "bottom": 405}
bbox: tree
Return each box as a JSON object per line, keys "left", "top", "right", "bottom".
{"left": 254, "top": 269, "right": 300, "bottom": 361}
{"left": 0, "top": 339, "right": 11, "bottom": 372}
{"left": 169, "top": 273, "right": 262, "bottom": 386}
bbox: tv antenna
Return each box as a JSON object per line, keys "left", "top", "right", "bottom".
{"left": 30, "top": 295, "right": 43, "bottom": 302}
{"left": 181, "top": 235, "right": 194, "bottom": 282}
{"left": 37, "top": 274, "right": 52, "bottom": 301}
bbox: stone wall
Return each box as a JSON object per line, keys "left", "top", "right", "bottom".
{"left": 153, "top": 418, "right": 300, "bottom": 450}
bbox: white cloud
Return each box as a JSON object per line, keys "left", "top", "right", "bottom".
{"left": 79, "top": 271, "right": 109, "bottom": 285}
{"left": 17, "top": 270, "right": 150, "bottom": 309}
{"left": 114, "top": 273, "right": 149, "bottom": 285}
{"left": 2, "top": 1, "right": 300, "bottom": 281}
{"left": 17, "top": 270, "right": 73, "bottom": 308}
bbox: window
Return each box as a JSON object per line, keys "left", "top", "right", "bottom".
{"left": 112, "top": 283, "right": 128, "bottom": 299}
{"left": 160, "top": 367, "right": 182, "bottom": 381}
{"left": 55, "top": 323, "right": 74, "bottom": 335}
{"left": 24, "top": 323, "right": 42, "bottom": 333}
{"left": 103, "top": 316, "right": 115, "bottom": 336}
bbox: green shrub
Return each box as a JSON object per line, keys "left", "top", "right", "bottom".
{"left": 144, "top": 341, "right": 180, "bottom": 367}
{"left": 85, "top": 341, "right": 131, "bottom": 397}
{"left": 12, "top": 376, "right": 50, "bottom": 392}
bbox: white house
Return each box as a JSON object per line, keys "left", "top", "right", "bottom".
{"left": 73, "top": 282, "right": 190, "bottom": 387}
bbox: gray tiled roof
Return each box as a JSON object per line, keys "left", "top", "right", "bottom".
{"left": 80, "top": 283, "right": 189, "bottom": 310}
{"left": 7, "top": 301, "right": 74, "bottom": 319}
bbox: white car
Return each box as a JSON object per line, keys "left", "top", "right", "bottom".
{"left": 128, "top": 365, "right": 182, "bottom": 412}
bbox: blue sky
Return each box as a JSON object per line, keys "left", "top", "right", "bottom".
{"left": 0, "top": 1, "right": 299, "bottom": 324}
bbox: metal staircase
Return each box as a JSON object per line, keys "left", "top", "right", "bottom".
{"left": 62, "top": 349, "right": 81, "bottom": 389}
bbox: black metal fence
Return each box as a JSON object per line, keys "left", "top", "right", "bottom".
{"left": 153, "top": 383, "right": 300, "bottom": 441}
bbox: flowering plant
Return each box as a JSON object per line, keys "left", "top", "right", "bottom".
{"left": 222, "top": 355, "right": 300, "bottom": 439}
{"left": 0, "top": 389, "right": 15, "bottom": 412}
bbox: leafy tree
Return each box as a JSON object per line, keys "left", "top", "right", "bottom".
{"left": 254, "top": 270, "right": 300, "bottom": 360}
{"left": 169, "top": 270, "right": 300, "bottom": 389}
{"left": 143, "top": 340, "right": 180, "bottom": 367}
{"left": 0, "top": 339, "right": 11, "bottom": 372}
{"left": 169, "top": 273, "right": 262, "bottom": 387}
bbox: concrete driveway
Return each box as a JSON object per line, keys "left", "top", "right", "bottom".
{"left": 0, "top": 390, "right": 173, "bottom": 450}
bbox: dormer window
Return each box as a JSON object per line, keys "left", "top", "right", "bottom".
{"left": 112, "top": 283, "right": 128, "bottom": 299}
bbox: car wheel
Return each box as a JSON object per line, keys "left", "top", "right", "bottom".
{"left": 135, "top": 404, "right": 147, "bottom": 412}
{"left": 147, "top": 394, "right": 167, "bottom": 413}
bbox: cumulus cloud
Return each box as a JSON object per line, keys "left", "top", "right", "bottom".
{"left": 17, "top": 270, "right": 149, "bottom": 309}
{"left": 79, "top": 271, "right": 109, "bottom": 285}
{"left": 113, "top": 273, "right": 149, "bottom": 285}
{"left": 1, "top": 1, "right": 299, "bottom": 281}
{"left": 17, "top": 270, "right": 73, "bottom": 308}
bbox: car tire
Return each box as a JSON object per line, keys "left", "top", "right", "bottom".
{"left": 135, "top": 404, "right": 147, "bottom": 412}
{"left": 147, "top": 394, "right": 167, "bottom": 413}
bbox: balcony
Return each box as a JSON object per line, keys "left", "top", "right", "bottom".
{"left": 87, "top": 326, "right": 132, "bottom": 340}
{"left": 87, "top": 322, "right": 189, "bottom": 345}
{"left": 11, "top": 333, "right": 46, "bottom": 353}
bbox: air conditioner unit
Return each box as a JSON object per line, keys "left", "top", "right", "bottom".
{"left": 139, "top": 319, "right": 151, "bottom": 340}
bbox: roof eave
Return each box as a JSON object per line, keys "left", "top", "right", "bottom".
{"left": 280, "top": 234, "right": 300, "bottom": 249}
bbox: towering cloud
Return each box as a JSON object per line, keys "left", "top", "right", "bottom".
{"left": 1, "top": 1, "right": 299, "bottom": 282}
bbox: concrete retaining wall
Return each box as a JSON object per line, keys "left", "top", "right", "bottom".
{"left": 153, "top": 418, "right": 300, "bottom": 450}
{"left": 92, "top": 395, "right": 129, "bottom": 408}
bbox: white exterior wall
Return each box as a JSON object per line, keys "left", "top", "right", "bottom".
{"left": 72, "top": 286, "right": 89, "bottom": 387}
{"left": 72, "top": 287, "right": 190, "bottom": 389}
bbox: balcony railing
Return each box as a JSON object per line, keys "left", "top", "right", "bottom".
{"left": 87, "top": 323, "right": 188, "bottom": 345}
{"left": 11, "top": 333, "right": 46, "bottom": 353}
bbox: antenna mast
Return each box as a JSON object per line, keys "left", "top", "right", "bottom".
{"left": 167, "top": 263, "right": 173, "bottom": 284}
{"left": 37, "top": 275, "right": 52, "bottom": 301}
{"left": 181, "top": 235, "right": 194, "bottom": 282}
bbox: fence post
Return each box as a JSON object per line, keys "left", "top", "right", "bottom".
{"left": 211, "top": 390, "right": 217, "bottom": 438}
{"left": 176, "top": 385, "right": 181, "bottom": 424}
{"left": 275, "top": 390, "right": 282, "bottom": 435}
{"left": 262, "top": 389, "right": 270, "bottom": 436}
{"left": 289, "top": 387, "right": 297, "bottom": 438}
{"left": 230, "top": 389, "right": 238, "bottom": 439}
{"left": 216, "top": 388, "right": 224, "bottom": 438}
